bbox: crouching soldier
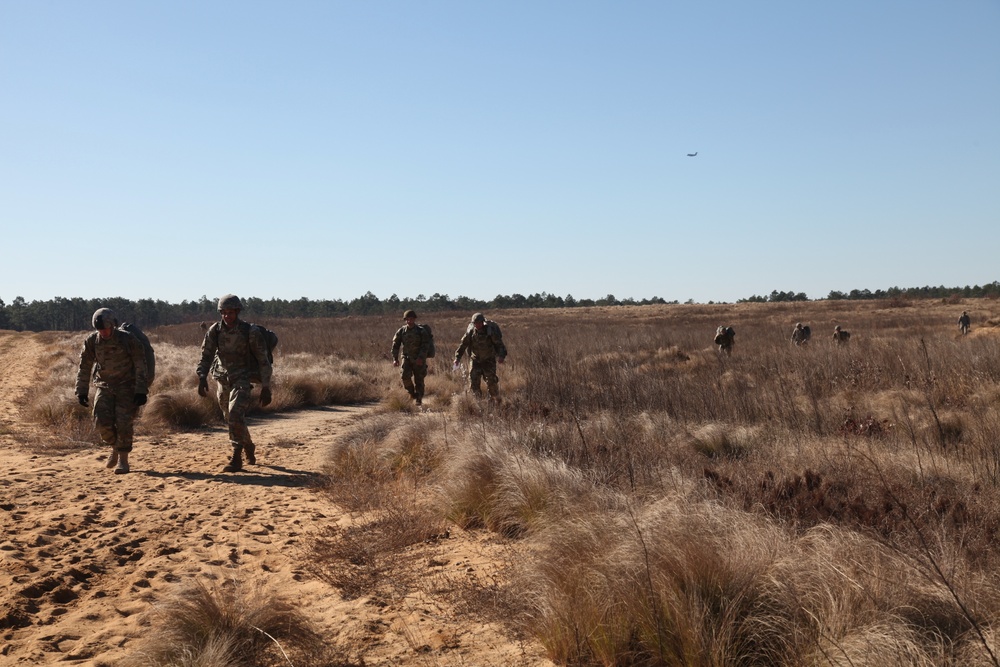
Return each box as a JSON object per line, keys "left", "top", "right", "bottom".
{"left": 714, "top": 325, "right": 735, "bottom": 356}
{"left": 76, "top": 308, "right": 148, "bottom": 474}
{"left": 197, "top": 294, "right": 272, "bottom": 473}
{"left": 833, "top": 325, "right": 851, "bottom": 344}
{"left": 454, "top": 313, "right": 507, "bottom": 400}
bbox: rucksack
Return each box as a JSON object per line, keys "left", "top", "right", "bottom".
{"left": 250, "top": 324, "right": 278, "bottom": 364}
{"left": 418, "top": 324, "right": 435, "bottom": 358}
{"left": 120, "top": 322, "right": 156, "bottom": 386}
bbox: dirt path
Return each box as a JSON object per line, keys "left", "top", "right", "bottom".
{"left": 0, "top": 332, "right": 550, "bottom": 666}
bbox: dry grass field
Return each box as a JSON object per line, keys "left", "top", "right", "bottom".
{"left": 4, "top": 297, "right": 1000, "bottom": 665}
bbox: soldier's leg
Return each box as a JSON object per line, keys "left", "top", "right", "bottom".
{"left": 112, "top": 384, "right": 136, "bottom": 453}
{"left": 469, "top": 361, "right": 484, "bottom": 397}
{"left": 222, "top": 380, "right": 254, "bottom": 472}
{"left": 93, "top": 388, "right": 119, "bottom": 468}
{"left": 413, "top": 363, "right": 427, "bottom": 403}
{"left": 110, "top": 385, "right": 136, "bottom": 474}
{"left": 400, "top": 359, "right": 416, "bottom": 397}
{"left": 482, "top": 359, "right": 500, "bottom": 398}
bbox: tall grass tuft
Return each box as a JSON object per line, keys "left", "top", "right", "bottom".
{"left": 123, "top": 577, "right": 351, "bottom": 667}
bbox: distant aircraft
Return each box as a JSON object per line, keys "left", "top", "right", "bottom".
{"left": 687, "top": 152, "right": 698, "bottom": 157}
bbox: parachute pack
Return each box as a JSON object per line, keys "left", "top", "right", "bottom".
{"left": 419, "top": 324, "right": 435, "bottom": 358}
{"left": 119, "top": 322, "right": 156, "bottom": 386}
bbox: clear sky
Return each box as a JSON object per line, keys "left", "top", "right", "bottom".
{"left": 2, "top": 1, "right": 998, "bottom": 305}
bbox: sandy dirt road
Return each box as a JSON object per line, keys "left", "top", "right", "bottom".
{"left": 0, "top": 332, "right": 549, "bottom": 666}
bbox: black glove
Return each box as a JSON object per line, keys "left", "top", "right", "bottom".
{"left": 197, "top": 376, "right": 209, "bottom": 397}
{"left": 260, "top": 387, "right": 272, "bottom": 407}
{"left": 77, "top": 393, "right": 89, "bottom": 407}
{"left": 134, "top": 393, "right": 147, "bottom": 406}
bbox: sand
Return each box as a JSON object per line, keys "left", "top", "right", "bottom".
{"left": 0, "top": 331, "right": 550, "bottom": 666}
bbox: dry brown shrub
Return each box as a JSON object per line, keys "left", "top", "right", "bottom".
{"left": 123, "top": 577, "right": 355, "bottom": 667}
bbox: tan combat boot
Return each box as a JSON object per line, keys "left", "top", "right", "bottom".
{"left": 244, "top": 443, "right": 256, "bottom": 465}
{"left": 114, "top": 451, "right": 130, "bottom": 475}
{"left": 106, "top": 449, "right": 119, "bottom": 469}
{"left": 222, "top": 446, "right": 243, "bottom": 473}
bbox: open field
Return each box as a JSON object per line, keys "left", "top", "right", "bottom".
{"left": 3, "top": 298, "right": 1000, "bottom": 665}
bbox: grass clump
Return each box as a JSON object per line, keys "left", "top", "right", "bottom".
{"left": 124, "top": 577, "right": 355, "bottom": 667}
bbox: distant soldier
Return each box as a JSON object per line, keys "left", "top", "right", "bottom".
{"left": 958, "top": 311, "right": 971, "bottom": 335}
{"left": 196, "top": 294, "right": 272, "bottom": 473}
{"left": 791, "top": 322, "right": 812, "bottom": 346}
{"left": 714, "top": 325, "right": 736, "bottom": 356}
{"left": 833, "top": 325, "right": 851, "bottom": 344}
{"left": 76, "top": 308, "right": 148, "bottom": 474}
{"left": 454, "top": 313, "right": 507, "bottom": 400}
{"left": 391, "top": 310, "right": 431, "bottom": 406}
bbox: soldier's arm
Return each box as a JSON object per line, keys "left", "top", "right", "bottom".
{"left": 75, "top": 335, "right": 96, "bottom": 396}
{"left": 454, "top": 330, "right": 471, "bottom": 362}
{"left": 196, "top": 325, "right": 219, "bottom": 378}
{"left": 491, "top": 324, "right": 507, "bottom": 360}
{"left": 391, "top": 328, "right": 403, "bottom": 362}
{"left": 249, "top": 328, "right": 272, "bottom": 387}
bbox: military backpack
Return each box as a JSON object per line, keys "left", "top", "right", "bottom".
{"left": 419, "top": 324, "right": 435, "bottom": 358}
{"left": 120, "top": 322, "right": 156, "bottom": 386}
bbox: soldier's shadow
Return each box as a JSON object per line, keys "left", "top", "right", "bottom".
{"left": 142, "top": 464, "right": 322, "bottom": 488}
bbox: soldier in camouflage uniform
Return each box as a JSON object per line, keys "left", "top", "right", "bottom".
{"left": 958, "top": 311, "right": 971, "bottom": 336}
{"left": 391, "top": 310, "right": 431, "bottom": 406}
{"left": 714, "top": 325, "right": 735, "bottom": 356}
{"left": 454, "top": 313, "right": 507, "bottom": 400}
{"left": 76, "top": 308, "right": 148, "bottom": 474}
{"left": 197, "top": 295, "right": 272, "bottom": 472}
{"left": 833, "top": 325, "right": 851, "bottom": 344}
{"left": 791, "top": 322, "right": 812, "bottom": 346}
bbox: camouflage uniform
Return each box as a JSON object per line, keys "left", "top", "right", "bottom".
{"left": 454, "top": 315, "right": 507, "bottom": 398}
{"left": 76, "top": 329, "right": 148, "bottom": 454}
{"left": 959, "top": 312, "right": 971, "bottom": 335}
{"left": 833, "top": 325, "right": 851, "bottom": 344}
{"left": 791, "top": 323, "right": 811, "bottom": 346}
{"left": 197, "top": 319, "right": 272, "bottom": 459}
{"left": 391, "top": 321, "right": 431, "bottom": 403}
{"left": 714, "top": 326, "right": 735, "bottom": 356}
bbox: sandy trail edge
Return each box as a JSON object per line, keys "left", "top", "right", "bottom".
{"left": 0, "top": 332, "right": 551, "bottom": 666}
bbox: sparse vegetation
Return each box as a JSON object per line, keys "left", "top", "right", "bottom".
{"left": 17, "top": 298, "right": 1000, "bottom": 664}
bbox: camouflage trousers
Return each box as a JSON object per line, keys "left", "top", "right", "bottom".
{"left": 216, "top": 379, "right": 254, "bottom": 448}
{"left": 469, "top": 358, "right": 499, "bottom": 398}
{"left": 400, "top": 358, "right": 427, "bottom": 400}
{"left": 93, "top": 384, "right": 137, "bottom": 452}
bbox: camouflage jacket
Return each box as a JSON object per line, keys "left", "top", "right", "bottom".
{"left": 76, "top": 329, "right": 148, "bottom": 395}
{"left": 391, "top": 324, "right": 430, "bottom": 362}
{"left": 455, "top": 321, "right": 506, "bottom": 362}
{"left": 197, "top": 319, "right": 272, "bottom": 386}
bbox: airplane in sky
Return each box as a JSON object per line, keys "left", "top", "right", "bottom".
{"left": 687, "top": 152, "right": 698, "bottom": 157}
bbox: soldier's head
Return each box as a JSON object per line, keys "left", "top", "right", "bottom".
{"left": 403, "top": 310, "right": 417, "bottom": 326}
{"left": 218, "top": 294, "right": 242, "bottom": 326}
{"left": 92, "top": 308, "right": 118, "bottom": 338}
{"left": 834, "top": 325, "right": 841, "bottom": 332}
{"left": 472, "top": 313, "right": 486, "bottom": 331}
{"left": 795, "top": 322, "right": 802, "bottom": 329}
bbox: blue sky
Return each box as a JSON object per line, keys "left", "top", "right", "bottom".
{"left": 2, "top": 1, "right": 997, "bottom": 305}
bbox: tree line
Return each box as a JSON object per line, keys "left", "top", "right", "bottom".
{"left": 0, "top": 282, "right": 995, "bottom": 332}
{"left": 739, "top": 282, "right": 1000, "bottom": 304}
{"left": 0, "top": 292, "right": 674, "bottom": 332}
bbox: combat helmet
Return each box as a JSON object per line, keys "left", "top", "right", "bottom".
{"left": 92, "top": 308, "right": 118, "bottom": 330}
{"left": 403, "top": 309, "right": 417, "bottom": 319}
{"left": 471, "top": 313, "right": 486, "bottom": 324}
{"left": 218, "top": 294, "right": 243, "bottom": 311}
